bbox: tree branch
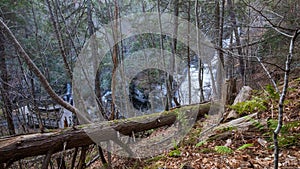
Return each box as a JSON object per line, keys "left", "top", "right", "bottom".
{"left": 243, "top": 0, "right": 295, "bottom": 36}
{"left": 0, "top": 18, "right": 80, "bottom": 116}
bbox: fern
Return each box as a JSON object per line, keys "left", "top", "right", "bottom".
{"left": 220, "top": 126, "right": 237, "bottom": 132}
{"left": 265, "top": 84, "right": 280, "bottom": 100}
{"left": 145, "top": 155, "right": 166, "bottom": 163}
{"left": 230, "top": 97, "right": 267, "bottom": 114}
{"left": 237, "top": 143, "right": 254, "bottom": 151}
{"left": 168, "top": 149, "right": 181, "bottom": 157}
{"left": 195, "top": 140, "right": 207, "bottom": 147}
{"left": 171, "top": 139, "right": 179, "bottom": 150}
{"left": 246, "top": 116, "right": 264, "bottom": 131}
{"left": 214, "top": 146, "right": 233, "bottom": 154}
{"left": 267, "top": 119, "right": 300, "bottom": 147}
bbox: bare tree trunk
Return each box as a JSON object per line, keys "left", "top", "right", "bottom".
{"left": 56, "top": 157, "right": 66, "bottom": 169}
{"left": 87, "top": 0, "right": 108, "bottom": 166}
{"left": 0, "top": 18, "right": 80, "bottom": 117}
{"left": 187, "top": 1, "right": 191, "bottom": 104}
{"left": 98, "top": 146, "right": 107, "bottom": 166}
{"left": 31, "top": 1, "right": 50, "bottom": 81}
{"left": 110, "top": 0, "right": 119, "bottom": 120}
{"left": 77, "top": 146, "right": 88, "bottom": 169}
{"left": 227, "top": 0, "right": 245, "bottom": 85}
{"left": 45, "top": 0, "right": 73, "bottom": 80}
{"left": 87, "top": 0, "right": 94, "bottom": 37}
{"left": 88, "top": 0, "right": 106, "bottom": 119}
{"left": 227, "top": 28, "right": 234, "bottom": 78}
{"left": 95, "top": 69, "right": 107, "bottom": 119}
{"left": 214, "top": 0, "right": 222, "bottom": 64}
{"left": 157, "top": 0, "right": 170, "bottom": 110}
{"left": 0, "top": 32, "right": 15, "bottom": 135}
{"left": 55, "top": 0, "right": 79, "bottom": 58}
{"left": 168, "top": 0, "right": 180, "bottom": 107}
{"left": 273, "top": 30, "right": 300, "bottom": 169}
{"left": 41, "top": 146, "right": 55, "bottom": 169}
{"left": 225, "top": 22, "right": 236, "bottom": 105}
{"left": 215, "top": 0, "right": 225, "bottom": 99}
{"left": 30, "top": 74, "right": 44, "bottom": 133}
{"left": 70, "top": 148, "right": 78, "bottom": 169}
{"left": 218, "top": 0, "right": 225, "bottom": 66}
{"left": 195, "top": 0, "right": 205, "bottom": 102}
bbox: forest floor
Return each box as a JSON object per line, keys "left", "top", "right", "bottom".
{"left": 90, "top": 78, "right": 300, "bottom": 169}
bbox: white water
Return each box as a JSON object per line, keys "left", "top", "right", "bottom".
{"left": 178, "top": 63, "right": 213, "bottom": 105}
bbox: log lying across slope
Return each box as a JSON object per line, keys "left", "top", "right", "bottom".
{"left": 0, "top": 102, "right": 211, "bottom": 164}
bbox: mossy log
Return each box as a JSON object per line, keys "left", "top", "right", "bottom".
{"left": 0, "top": 102, "right": 211, "bottom": 164}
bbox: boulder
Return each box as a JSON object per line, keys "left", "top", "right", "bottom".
{"left": 224, "top": 86, "right": 252, "bottom": 121}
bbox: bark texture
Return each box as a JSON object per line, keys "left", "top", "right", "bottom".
{"left": 0, "top": 102, "right": 211, "bottom": 164}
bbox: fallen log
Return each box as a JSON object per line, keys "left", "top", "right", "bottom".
{"left": 0, "top": 102, "right": 211, "bottom": 164}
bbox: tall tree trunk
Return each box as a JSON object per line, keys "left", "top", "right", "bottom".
{"left": 30, "top": 73, "right": 44, "bottom": 133}
{"left": 227, "top": 0, "right": 245, "bottom": 85}
{"left": 273, "top": 30, "right": 300, "bottom": 169}
{"left": 110, "top": 0, "right": 119, "bottom": 120}
{"left": 46, "top": 0, "right": 73, "bottom": 80}
{"left": 87, "top": 1, "right": 108, "bottom": 166}
{"left": 0, "top": 32, "right": 15, "bottom": 135}
{"left": 218, "top": 0, "right": 225, "bottom": 66}
{"left": 214, "top": 0, "right": 220, "bottom": 46}
{"left": 31, "top": 1, "right": 50, "bottom": 81}
{"left": 87, "top": 0, "right": 94, "bottom": 36}
{"left": 195, "top": 0, "right": 205, "bottom": 102}
{"left": 187, "top": 0, "right": 192, "bottom": 104}
{"left": 169, "top": 0, "right": 180, "bottom": 107}
{"left": 215, "top": 0, "right": 225, "bottom": 98}
{"left": 88, "top": 0, "right": 106, "bottom": 119}
{"left": 157, "top": 0, "right": 169, "bottom": 110}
